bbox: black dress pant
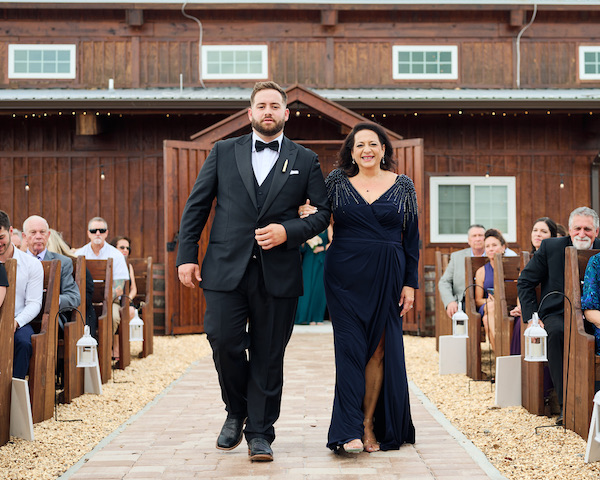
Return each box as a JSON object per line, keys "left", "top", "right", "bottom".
{"left": 203, "top": 258, "right": 297, "bottom": 444}
{"left": 543, "top": 314, "right": 564, "bottom": 407}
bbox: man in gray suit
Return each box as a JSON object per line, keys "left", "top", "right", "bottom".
{"left": 22, "top": 215, "right": 81, "bottom": 324}
{"left": 438, "top": 224, "right": 486, "bottom": 318}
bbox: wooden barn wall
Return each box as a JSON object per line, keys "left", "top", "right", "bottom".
{"left": 0, "top": 114, "right": 223, "bottom": 263}
{"left": 378, "top": 112, "right": 600, "bottom": 265}
{"left": 2, "top": 9, "right": 600, "bottom": 89}
{"left": 1, "top": 112, "right": 599, "bottom": 271}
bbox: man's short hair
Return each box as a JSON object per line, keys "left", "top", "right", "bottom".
{"left": 87, "top": 217, "right": 108, "bottom": 230}
{"left": 0, "top": 210, "right": 11, "bottom": 232}
{"left": 467, "top": 224, "right": 485, "bottom": 234}
{"left": 568, "top": 207, "right": 599, "bottom": 230}
{"left": 250, "top": 81, "right": 287, "bottom": 107}
{"left": 23, "top": 215, "right": 49, "bottom": 233}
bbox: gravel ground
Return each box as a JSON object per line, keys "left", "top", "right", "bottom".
{"left": 1, "top": 333, "right": 600, "bottom": 479}
{"left": 403, "top": 335, "right": 600, "bottom": 480}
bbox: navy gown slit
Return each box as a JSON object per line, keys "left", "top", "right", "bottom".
{"left": 324, "top": 169, "right": 419, "bottom": 451}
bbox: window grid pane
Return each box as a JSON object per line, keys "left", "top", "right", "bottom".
{"left": 11, "top": 46, "right": 73, "bottom": 77}
{"left": 474, "top": 185, "right": 508, "bottom": 233}
{"left": 398, "top": 49, "right": 454, "bottom": 76}
{"left": 203, "top": 47, "right": 266, "bottom": 78}
{"left": 438, "top": 185, "right": 470, "bottom": 234}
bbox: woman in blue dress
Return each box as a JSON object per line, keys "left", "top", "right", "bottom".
{"left": 581, "top": 252, "right": 600, "bottom": 354}
{"left": 323, "top": 123, "right": 419, "bottom": 454}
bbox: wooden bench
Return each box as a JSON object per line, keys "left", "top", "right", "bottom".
{"left": 129, "top": 257, "right": 154, "bottom": 358}
{"left": 28, "top": 259, "right": 60, "bottom": 424}
{"left": 564, "top": 246, "right": 600, "bottom": 440}
{"left": 0, "top": 259, "right": 17, "bottom": 446}
{"left": 465, "top": 256, "right": 488, "bottom": 380}
{"left": 519, "top": 251, "right": 547, "bottom": 416}
{"left": 59, "top": 256, "right": 86, "bottom": 403}
{"left": 86, "top": 259, "right": 113, "bottom": 384}
{"left": 492, "top": 254, "right": 521, "bottom": 358}
{"left": 434, "top": 251, "right": 451, "bottom": 351}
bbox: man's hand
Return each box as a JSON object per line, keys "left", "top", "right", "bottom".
{"left": 255, "top": 224, "right": 287, "bottom": 250}
{"left": 14, "top": 319, "right": 18, "bottom": 333}
{"left": 446, "top": 301, "right": 458, "bottom": 319}
{"left": 178, "top": 263, "right": 201, "bottom": 288}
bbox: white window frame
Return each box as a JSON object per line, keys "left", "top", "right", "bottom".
{"left": 430, "top": 176, "right": 517, "bottom": 243}
{"left": 392, "top": 45, "right": 458, "bottom": 80}
{"left": 201, "top": 45, "right": 268, "bottom": 80}
{"left": 579, "top": 46, "right": 600, "bottom": 80}
{"left": 9, "top": 44, "right": 76, "bottom": 79}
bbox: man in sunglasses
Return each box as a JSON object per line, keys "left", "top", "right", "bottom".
{"left": 75, "top": 217, "right": 129, "bottom": 336}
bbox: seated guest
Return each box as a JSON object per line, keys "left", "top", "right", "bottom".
{"left": 22, "top": 216, "right": 81, "bottom": 329}
{"left": 0, "top": 210, "right": 43, "bottom": 379}
{"left": 511, "top": 217, "right": 558, "bottom": 353}
{"left": 0, "top": 263, "right": 7, "bottom": 307}
{"left": 557, "top": 223, "right": 567, "bottom": 237}
{"left": 48, "top": 229, "right": 97, "bottom": 339}
{"left": 518, "top": 207, "right": 600, "bottom": 425}
{"left": 11, "top": 228, "right": 22, "bottom": 250}
{"left": 475, "top": 229, "right": 507, "bottom": 352}
{"left": 75, "top": 217, "right": 129, "bottom": 336}
{"left": 110, "top": 236, "right": 138, "bottom": 322}
{"left": 581, "top": 252, "right": 600, "bottom": 355}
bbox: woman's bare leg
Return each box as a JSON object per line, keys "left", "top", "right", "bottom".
{"left": 362, "top": 333, "right": 385, "bottom": 452}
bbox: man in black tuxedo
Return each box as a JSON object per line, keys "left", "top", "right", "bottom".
{"left": 176, "top": 81, "right": 330, "bottom": 461}
{"left": 518, "top": 206, "right": 600, "bottom": 425}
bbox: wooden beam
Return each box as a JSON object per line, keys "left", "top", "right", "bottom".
{"left": 321, "top": 9, "right": 337, "bottom": 27}
{"left": 509, "top": 9, "right": 525, "bottom": 28}
{"left": 76, "top": 114, "right": 100, "bottom": 136}
{"left": 126, "top": 9, "right": 144, "bottom": 27}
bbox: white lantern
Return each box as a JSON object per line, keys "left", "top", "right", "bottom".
{"left": 129, "top": 309, "right": 144, "bottom": 342}
{"left": 524, "top": 312, "right": 548, "bottom": 362}
{"left": 76, "top": 325, "right": 99, "bottom": 368}
{"left": 452, "top": 302, "right": 469, "bottom": 338}
{"left": 594, "top": 391, "right": 600, "bottom": 443}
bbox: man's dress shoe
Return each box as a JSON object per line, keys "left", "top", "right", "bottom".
{"left": 216, "top": 417, "right": 246, "bottom": 450}
{"left": 248, "top": 438, "right": 273, "bottom": 462}
{"left": 556, "top": 411, "right": 564, "bottom": 426}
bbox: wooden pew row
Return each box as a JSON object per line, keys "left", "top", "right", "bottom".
{"left": 434, "top": 251, "right": 450, "bottom": 352}
{"left": 129, "top": 257, "right": 154, "bottom": 358}
{"left": 60, "top": 256, "right": 86, "bottom": 404}
{"left": 29, "top": 259, "right": 60, "bottom": 424}
{"left": 564, "top": 246, "right": 600, "bottom": 440}
{"left": 465, "top": 256, "right": 488, "bottom": 380}
{"left": 0, "top": 260, "right": 17, "bottom": 446}
{"left": 492, "top": 254, "right": 521, "bottom": 358}
{"left": 87, "top": 259, "right": 113, "bottom": 384}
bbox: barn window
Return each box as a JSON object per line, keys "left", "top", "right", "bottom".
{"left": 429, "top": 177, "right": 516, "bottom": 243}
{"left": 9, "top": 44, "right": 76, "bottom": 79}
{"left": 579, "top": 46, "right": 600, "bottom": 80}
{"left": 392, "top": 46, "right": 458, "bottom": 80}
{"left": 201, "top": 45, "right": 268, "bottom": 80}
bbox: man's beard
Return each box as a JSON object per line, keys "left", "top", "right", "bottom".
{"left": 252, "top": 117, "right": 285, "bottom": 137}
{"left": 573, "top": 236, "right": 593, "bottom": 250}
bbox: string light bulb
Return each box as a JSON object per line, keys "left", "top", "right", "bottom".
{"left": 25, "top": 176, "right": 30, "bottom": 191}
{"left": 100, "top": 166, "right": 106, "bottom": 181}
{"left": 485, "top": 165, "right": 491, "bottom": 178}
{"left": 560, "top": 175, "right": 565, "bottom": 189}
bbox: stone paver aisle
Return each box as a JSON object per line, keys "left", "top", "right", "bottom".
{"left": 61, "top": 326, "right": 506, "bottom": 480}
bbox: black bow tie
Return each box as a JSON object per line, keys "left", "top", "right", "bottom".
{"left": 255, "top": 140, "right": 279, "bottom": 152}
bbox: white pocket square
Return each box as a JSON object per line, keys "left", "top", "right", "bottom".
{"left": 290, "top": 170, "right": 300, "bottom": 175}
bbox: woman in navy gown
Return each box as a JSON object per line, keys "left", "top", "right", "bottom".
{"left": 324, "top": 123, "right": 419, "bottom": 454}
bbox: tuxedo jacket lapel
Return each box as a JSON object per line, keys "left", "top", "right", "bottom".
{"left": 234, "top": 134, "right": 258, "bottom": 210}
{"left": 258, "top": 137, "right": 297, "bottom": 222}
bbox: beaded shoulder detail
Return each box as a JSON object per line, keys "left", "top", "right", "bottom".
{"left": 325, "top": 168, "right": 360, "bottom": 209}
{"left": 326, "top": 169, "right": 418, "bottom": 227}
